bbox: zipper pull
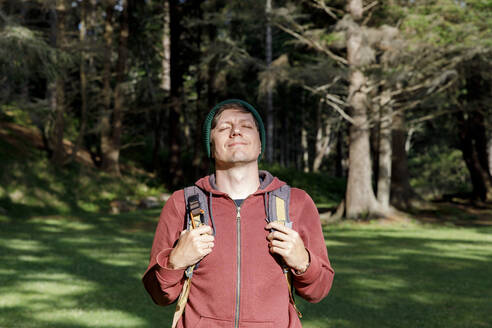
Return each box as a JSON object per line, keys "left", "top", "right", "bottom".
{"left": 236, "top": 206, "right": 241, "bottom": 220}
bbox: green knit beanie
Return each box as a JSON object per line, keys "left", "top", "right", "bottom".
{"left": 203, "top": 99, "right": 266, "bottom": 160}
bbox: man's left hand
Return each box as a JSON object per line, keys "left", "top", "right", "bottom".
{"left": 266, "top": 222, "right": 310, "bottom": 273}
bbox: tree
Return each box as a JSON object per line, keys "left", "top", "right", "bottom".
{"left": 265, "top": 0, "right": 274, "bottom": 163}
{"left": 455, "top": 54, "right": 492, "bottom": 202}
{"left": 50, "top": 0, "right": 68, "bottom": 166}
{"left": 99, "top": 0, "right": 129, "bottom": 175}
{"left": 167, "top": 0, "right": 185, "bottom": 187}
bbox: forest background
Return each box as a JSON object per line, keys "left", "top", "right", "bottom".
{"left": 0, "top": 0, "right": 491, "bottom": 327}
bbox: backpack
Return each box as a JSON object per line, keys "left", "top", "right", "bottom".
{"left": 171, "top": 184, "right": 301, "bottom": 328}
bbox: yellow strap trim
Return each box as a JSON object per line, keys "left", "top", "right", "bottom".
{"left": 275, "top": 196, "right": 286, "bottom": 223}
{"left": 276, "top": 197, "right": 302, "bottom": 318}
{"left": 172, "top": 275, "right": 193, "bottom": 328}
{"left": 285, "top": 271, "right": 303, "bottom": 318}
{"left": 172, "top": 210, "right": 203, "bottom": 327}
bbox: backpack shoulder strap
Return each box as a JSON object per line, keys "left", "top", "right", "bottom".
{"left": 172, "top": 186, "right": 211, "bottom": 328}
{"left": 184, "top": 186, "right": 210, "bottom": 229}
{"left": 265, "top": 184, "right": 303, "bottom": 318}
{"left": 266, "top": 184, "right": 292, "bottom": 228}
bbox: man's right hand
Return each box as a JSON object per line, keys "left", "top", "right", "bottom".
{"left": 167, "top": 225, "right": 214, "bottom": 270}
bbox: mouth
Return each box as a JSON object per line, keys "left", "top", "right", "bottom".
{"left": 228, "top": 142, "right": 247, "bottom": 147}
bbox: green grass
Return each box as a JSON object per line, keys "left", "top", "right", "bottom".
{"left": 0, "top": 137, "right": 167, "bottom": 218}
{"left": 1, "top": 211, "right": 491, "bottom": 328}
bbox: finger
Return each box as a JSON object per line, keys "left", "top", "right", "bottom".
{"left": 192, "top": 225, "right": 212, "bottom": 235}
{"left": 265, "top": 222, "right": 291, "bottom": 234}
{"left": 199, "top": 241, "right": 215, "bottom": 249}
{"left": 199, "top": 235, "right": 215, "bottom": 243}
{"left": 269, "top": 239, "right": 289, "bottom": 249}
{"left": 267, "top": 230, "right": 290, "bottom": 242}
{"left": 269, "top": 245, "right": 287, "bottom": 256}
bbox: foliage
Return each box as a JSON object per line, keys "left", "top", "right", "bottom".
{"left": 0, "top": 22, "right": 58, "bottom": 92}
{"left": 261, "top": 163, "right": 345, "bottom": 207}
{"left": 0, "top": 138, "right": 167, "bottom": 217}
{"left": 0, "top": 0, "right": 491, "bottom": 204}
{"left": 409, "top": 144, "right": 470, "bottom": 199}
{"left": 400, "top": 0, "right": 492, "bottom": 48}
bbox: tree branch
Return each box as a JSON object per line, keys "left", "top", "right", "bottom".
{"left": 274, "top": 22, "right": 348, "bottom": 66}
{"left": 310, "top": 0, "right": 339, "bottom": 20}
{"left": 363, "top": 1, "right": 378, "bottom": 13}
{"left": 303, "top": 85, "right": 355, "bottom": 124}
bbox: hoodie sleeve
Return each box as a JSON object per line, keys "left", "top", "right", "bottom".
{"left": 142, "top": 190, "right": 187, "bottom": 306}
{"left": 290, "top": 188, "right": 334, "bottom": 303}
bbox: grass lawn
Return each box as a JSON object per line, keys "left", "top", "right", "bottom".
{"left": 1, "top": 210, "right": 491, "bottom": 328}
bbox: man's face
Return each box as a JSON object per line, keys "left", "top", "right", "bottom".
{"left": 210, "top": 109, "right": 261, "bottom": 166}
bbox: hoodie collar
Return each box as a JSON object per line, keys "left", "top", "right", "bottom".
{"left": 195, "top": 170, "right": 285, "bottom": 196}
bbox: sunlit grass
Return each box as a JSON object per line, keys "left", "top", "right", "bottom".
{"left": 1, "top": 211, "right": 491, "bottom": 327}
{"left": 299, "top": 222, "right": 492, "bottom": 328}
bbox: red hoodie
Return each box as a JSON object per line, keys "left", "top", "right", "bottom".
{"left": 142, "top": 171, "right": 334, "bottom": 328}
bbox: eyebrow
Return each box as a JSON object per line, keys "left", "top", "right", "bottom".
{"left": 218, "top": 119, "right": 255, "bottom": 125}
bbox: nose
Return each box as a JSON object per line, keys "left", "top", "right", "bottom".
{"left": 231, "top": 127, "right": 241, "bottom": 136}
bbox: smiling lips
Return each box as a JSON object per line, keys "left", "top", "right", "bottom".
{"left": 228, "top": 142, "right": 247, "bottom": 147}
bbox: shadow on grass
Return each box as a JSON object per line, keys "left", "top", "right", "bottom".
{"left": 1, "top": 207, "right": 492, "bottom": 328}
{"left": 0, "top": 208, "right": 173, "bottom": 328}
{"left": 296, "top": 227, "right": 492, "bottom": 328}
{"left": 409, "top": 199, "right": 492, "bottom": 228}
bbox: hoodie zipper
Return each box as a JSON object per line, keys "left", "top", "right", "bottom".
{"left": 234, "top": 204, "right": 241, "bottom": 328}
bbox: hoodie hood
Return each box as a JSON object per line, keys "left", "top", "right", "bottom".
{"left": 195, "top": 170, "right": 286, "bottom": 196}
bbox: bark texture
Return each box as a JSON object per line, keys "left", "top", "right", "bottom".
{"left": 71, "top": 0, "right": 88, "bottom": 163}
{"left": 265, "top": 0, "right": 274, "bottom": 163}
{"left": 313, "top": 102, "right": 332, "bottom": 172}
{"left": 345, "top": 70, "right": 381, "bottom": 218}
{"left": 168, "top": 0, "right": 184, "bottom": 188}
{"left": 376, "top": 98, "right": 392, "bottom": 210}
{"left": 109, "top": 0, "right": 129, "bottom": 175}
{"left": 51, "top": 0, "right": 67, "bottom": 166}
{"left": 99, "top": 0, "right": 129, "bottom": 175}
{"left": 390, "top": 111, "right": 419, "bottom": 209}
{"left": 100, "top": 2, "right": 114, "bottom": 171}
{"left": 457, "top": 110, "right": 492, "bottom": 202}
{"left": 344, "top": 0, "right": 382, "bottom": 218}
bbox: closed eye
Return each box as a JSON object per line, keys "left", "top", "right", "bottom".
{"left": 218, "top": 125, "right": 232, "bottom": 132}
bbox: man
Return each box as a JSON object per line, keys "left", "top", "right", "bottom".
{"left": 143, "top": 99, "right": 334, "bottom": 328}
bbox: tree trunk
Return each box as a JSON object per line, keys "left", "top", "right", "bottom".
{"left": 168, "top": 0, "right": 184, "bottom": 188}
{"left": 376, "top": 93, "right": 392, "bottom": 211}
{"left": 71, "top": 0, "right": 88, "bottom": 163}
{"left": 390, "top": 111, "right": 419, "bottom": 209}
{"left": 488, "top": 130, "right": 492, "bottom": 176}
{"left": 108, "top": 0, "right": 129, "bottom": 176}
{"left": 313, "top": 101, "right": 331, "bottom": 172}
{"left": 301, "top": 123, "right": 309, "bottom": 172}
{"left": 151, "top": 0, "right": 171, "bottom": 171}
{"left": 265, "top": 0, "right": 274, "bottom": 163}
{"left": 100, "top": 2, "right": 114, "bottom": 170}
{"left": 335, "top": 129, "right": 343, "bottom": 177}
{"left": 344, "top": 0, "right": 382, "bottom": 218}
{"left": 457, "top": 110, "right": 492, "bottom": 202}
{"left": 192, "top": 1, "right": 205, "bottom": 180}
{"left": 472, "top": 110, "right": 491, "bottom": 176}
{"left": 345, "top": 70, "right": 382, "bottom": 218}
{"left": 51, "top": 0, "right": 67, "bottom": 166}
{"left": 300, "top": 96, "right": 309, "bottom": 172}
{"left": 161, "top": 0, "right": 171, "bottom": 92}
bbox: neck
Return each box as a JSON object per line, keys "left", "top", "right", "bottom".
{"left": 214, "top": 161, "right": 260, "bottom": 199}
